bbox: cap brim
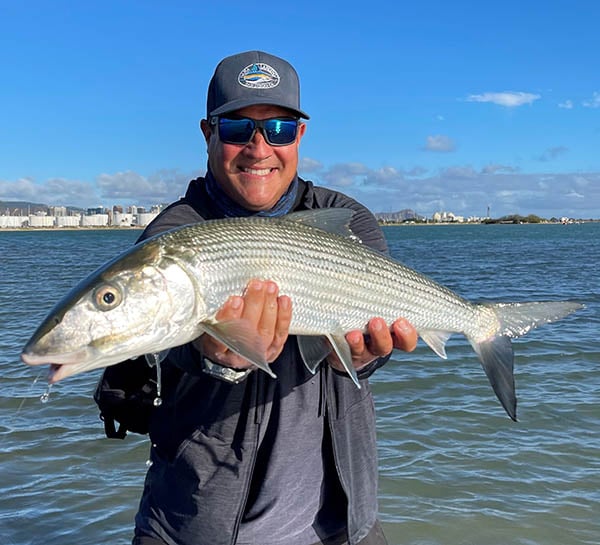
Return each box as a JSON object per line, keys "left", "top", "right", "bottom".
{"left": 209, "top": 98, "right": 309, "bottom": 119}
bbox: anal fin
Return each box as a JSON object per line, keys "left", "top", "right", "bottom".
{"left": 419, "top": 329, "right": 452, "bottom": 359}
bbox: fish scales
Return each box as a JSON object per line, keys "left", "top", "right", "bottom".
{"left": 161, "top": 217, "right": 478, "bottom": 336}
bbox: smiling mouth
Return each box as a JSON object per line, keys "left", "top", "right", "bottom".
{"left": 241, "top": 167, "right": 274, "bottom": 176}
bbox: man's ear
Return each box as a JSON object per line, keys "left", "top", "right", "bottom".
{"left": 200, "top": 119, "right": 212, "bottom": 143}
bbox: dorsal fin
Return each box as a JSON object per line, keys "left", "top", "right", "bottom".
{"left": 282, "top": 209, "right": 358, "bottom": 239}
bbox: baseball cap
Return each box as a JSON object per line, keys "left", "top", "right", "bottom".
{"left": 206, "top": 51, "right": 309, "bottom": 119}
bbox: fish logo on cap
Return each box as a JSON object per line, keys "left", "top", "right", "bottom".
{"left": 238, "top": 63, "right": 280, "bottom": 89}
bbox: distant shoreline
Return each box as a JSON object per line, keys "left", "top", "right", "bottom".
{"left": 379, "top": 220, "right": 599, "bottom": 226}
{"left": 1, "top": 220, "right": 597, "bottom": 233}
{"left": 0, "top": 226, "right": 145, "bottom": 232}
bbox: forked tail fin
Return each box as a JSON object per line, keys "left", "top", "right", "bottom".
{"left": 469, "top": 301, "right": 583, "bottom": 421}
{"left": 469, "top": 335, "right": 517, "bottom": 420}
{"left": 491, "top": 301, "right": 584, "bottom": 338}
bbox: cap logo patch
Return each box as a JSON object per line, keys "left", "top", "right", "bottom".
{"left": 238, "top": 63, "right": 280, "bottom": 89}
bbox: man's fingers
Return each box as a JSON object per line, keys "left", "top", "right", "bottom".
{"left": 241, "top": 280, "right": 269, "bottom": 326}
{"left": 215, "top": 295, "right": 244, "bottom": 321}
{"left": 201, "top": 280, "right": 292, "bottom": 367}
{"left": 391, "top": 318, "right": 418, "bottom": 352}
{"left": 365, "top": 317, "right": 394, "bottom": 356}
{"left": 256, "top": 281, "right": 279, "bottom": 338}
{"left": 268, "top": 295, "right": 292, "bottom": 361}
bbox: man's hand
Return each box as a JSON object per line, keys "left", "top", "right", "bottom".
{"left": 195, "top": 279, "right": 417, "bottom": 375}
{"left": 327, "top": 317, "right": 418, "bottom": 373}
{"left": 194, "top": 279, "right": 292, "bottom": 370}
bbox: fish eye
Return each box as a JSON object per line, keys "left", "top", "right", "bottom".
{"left": 93, "top": 285, "right": 122, "bottom": 311}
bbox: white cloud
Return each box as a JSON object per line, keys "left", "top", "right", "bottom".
{"left": 481, "top": 164, "right": 519, "bottom": 175}
{"left": 441, "top": 166, "right": 478, "bottom": 179}
{"left": 0, "top": 169, "right": 195, "bottom": 208}
{"left": 582, "top": 91, "right": 600, "bottom": 108}
{"left": 298, "top": 157, "right": 323, "bottom": 173}
{"left": 573, "top": 175, "right": 591, "bottom": 189}
{"left": 305, "top": 162, "right": 600, "bottom": 219}
{"left": 466, "top": 91, "right": 540, "bottom": 107}
{"left": 364, "top": 167, "right": 405, "bottom": 187}
{"left": 558, "top": 100, "right": 573, "bottom": 109}
{"left": 0, "top": 177, "right": 38, "bottom": 200}
{"left": 96, "top": 169, "right": 190, "bottom": 203}
{"left": 424, "top": 135, "right": 456, "bottom": 152}
{"left": 536, "top": 146, "right": 569, "bottom": 162}
{"left": 321, "top": 162, "right": 370, "bottom": 187}
{"left": 565, "top": 191, "right": 584, "bottom": 199}
{"left": 405, "top": 166, "right": 429, "bottom": 178}
{"left": 0, "top": 176, "right": 96, "bottom": 206}
{"left": 2, "top": 164, "right": 599, "bottom": 221}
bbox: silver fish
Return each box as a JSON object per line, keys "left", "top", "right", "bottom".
{"left": 21, "top": 209, "right": 583, "bottom": 420}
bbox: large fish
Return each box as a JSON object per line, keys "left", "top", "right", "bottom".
{"left": 21, "top": 209, "right": 582, "bottom": 420}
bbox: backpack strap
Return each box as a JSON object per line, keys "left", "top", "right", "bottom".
{"left": 99, "top": 411, "right": 128, "bottom": 439}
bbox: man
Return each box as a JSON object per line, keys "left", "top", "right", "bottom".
{"left": 131, "top": 51, "right": 417, "bottom": 545}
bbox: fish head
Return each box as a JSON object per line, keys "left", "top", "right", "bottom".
{"left": 21, "top": 239, "right": 202, "bottom": 382}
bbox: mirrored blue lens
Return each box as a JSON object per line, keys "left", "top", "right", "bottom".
{"left": 217, "top": 117, "right": 298, "bottom": 146}
{"left": 262, "top": 119, "right": 298, "bottom": 145}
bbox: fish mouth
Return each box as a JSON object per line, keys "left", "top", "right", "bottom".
{"left": 47, "top": 363, "right": 79, "bottom": 383}
{"left": 21, "top": 347, "right": 90, "bottom": 366}
{"left": 21, "top": 347, "right": 94, "bottom": 383}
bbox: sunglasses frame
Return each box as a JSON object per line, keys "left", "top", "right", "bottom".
{"left": 210, "top": 115, "right": 299, "bottom": 147}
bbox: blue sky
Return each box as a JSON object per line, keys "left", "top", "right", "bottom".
{"left": 1, "top": 0, "right": 599, "bottom": 218}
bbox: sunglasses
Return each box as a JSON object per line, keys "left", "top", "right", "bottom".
{"left": 211, "top": 116, "right": 299, "bottom": 146}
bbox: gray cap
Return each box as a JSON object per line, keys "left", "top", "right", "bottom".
{"left": 206, "top": 50, "right": 309, "bottom": 119}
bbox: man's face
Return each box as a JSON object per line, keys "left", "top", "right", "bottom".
{"left": 201, "top": 104, "right": 306, "bottom": 211}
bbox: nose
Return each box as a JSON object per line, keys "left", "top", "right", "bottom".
{"left": 244, "top": 128, "right": 272, "bottom": 156}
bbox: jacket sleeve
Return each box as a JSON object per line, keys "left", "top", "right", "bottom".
{"left": 164, "top": 343, "right": 206, "bottom": 376}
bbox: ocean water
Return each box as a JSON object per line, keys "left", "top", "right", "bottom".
{"left": 0, "top": 224, "right": 598, "bottom": 545}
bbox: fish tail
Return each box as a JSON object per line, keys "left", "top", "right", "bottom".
{"left": 488, "top": 301, "right": 584, "bottom": 338}
{"left": 468, "top": 301, "right": 583, "bottom": 421}
{"left": 468, "top": 334, "right": 517, "bottom": 420}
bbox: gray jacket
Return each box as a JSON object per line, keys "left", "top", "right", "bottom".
{"left": 134, "top": 177, "right": 390, "bottom": 545}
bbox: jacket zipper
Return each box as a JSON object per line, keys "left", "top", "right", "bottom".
{"left": 230, "top": 372, "right": 264, "bottom": 544}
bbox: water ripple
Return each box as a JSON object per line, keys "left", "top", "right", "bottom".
{"left": 1, "top": 225, "right": 599, "bottom": 544}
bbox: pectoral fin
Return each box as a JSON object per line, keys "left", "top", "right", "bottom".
{"left": 200, "top": 319, "right": 276, "bottom": 378}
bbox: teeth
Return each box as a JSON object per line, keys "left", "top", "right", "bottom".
{"left": 243, "top": 167, "right": 271, "bottom": 176}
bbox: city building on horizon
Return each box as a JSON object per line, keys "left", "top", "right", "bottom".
{"left": 0, "top": 204, "right": 164, "bottom": 229}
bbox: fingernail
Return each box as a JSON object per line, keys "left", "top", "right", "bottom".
{"left": 349, "top": 332, "right": 362, "bottom": 345}
{"left": 230, "top": 296, "right": 242, "bottom": 310}
{"left": 398, "top": 318, "right": 411, "bottom": 332}
{"left": 266, "top": 282, "right": 277, "bottom": 294}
